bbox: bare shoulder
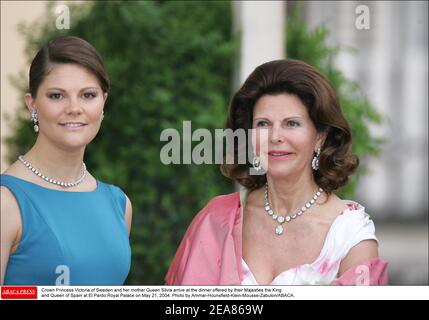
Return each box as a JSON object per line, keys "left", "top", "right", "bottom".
{"left": 3, "top": 160, "right": 27, "bottom": 178}
{"left": 313, "top": 192, "right": 348, "bottom": 223}
{"left": 327, "top": 193, "right": 349, "bottom": 215}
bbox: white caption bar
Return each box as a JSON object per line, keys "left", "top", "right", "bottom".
{"left": 33, "top": 286, "right": 429, "bottom": 300}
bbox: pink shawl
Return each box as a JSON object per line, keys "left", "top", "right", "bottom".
{"left": 165, "top": 192, "right": 388, "bottom": 285}
{"left": 166, "top": 193, "right": 243, "bottom": 285}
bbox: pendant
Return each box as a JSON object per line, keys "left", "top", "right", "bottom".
{"left": 275, "top": 225, "right": 284, "bottom": 235}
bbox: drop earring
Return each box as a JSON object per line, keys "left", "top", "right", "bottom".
{"left": 312, "top": 148, "right": 321, "bottom": 171}
{"left": 252, "top": 156, "right": 262, "bottom": 171}
{"left": 31, "top": 110, "right": 39, "bottom": 133}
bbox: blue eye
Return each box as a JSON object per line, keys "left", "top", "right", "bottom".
{"left": 83, "top": 92, "right": 97, "bottom": 99}
{"left": 48, "top": 93, "right": 63, "bottom": 100}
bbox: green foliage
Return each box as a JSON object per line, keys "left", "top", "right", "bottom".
{"left": 7, "top": 1, "right": 236, "bottom": 284}
{"left": 285, "top": 6, "right": 383, "bottom": 197}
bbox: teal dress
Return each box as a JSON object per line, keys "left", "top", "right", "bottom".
{"left": 1, "top": 174, "right": 131, "bottom": 285}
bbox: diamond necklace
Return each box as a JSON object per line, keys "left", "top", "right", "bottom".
{"left": 264, "top": 183, "right": 324, "bottom": 235}
{"left": 18, "top": 155, "right": 87, "bottom": 188}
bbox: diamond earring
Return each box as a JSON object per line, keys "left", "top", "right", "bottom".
{"left": 252, "top": 156, "right": 262, "bottom": 171}
{"left": 312, "top": 148, "right": 321, "bottom": 171}
{"left": 31, "top": 110, "right": 39, "bottom": 133}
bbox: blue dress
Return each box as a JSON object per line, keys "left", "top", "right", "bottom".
{"left": 1, "top": 174, "right": 131, "bottom": 285}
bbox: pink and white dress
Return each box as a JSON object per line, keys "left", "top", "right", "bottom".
{"left": 240, "top": 189, "right": 387, "bottom": 285}
{"left": 166, "top": 189, "right": 388, "bottom": 286}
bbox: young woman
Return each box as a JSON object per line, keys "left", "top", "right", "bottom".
{"left": 1, "top": 36, "right": 132, "bottom": 285}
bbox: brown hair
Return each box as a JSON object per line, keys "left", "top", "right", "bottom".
{"left": 220, "top": 59, "right": 359, "bottom": 193}
{"left": 28, "top": 36, "right": 110, "bottom": 97}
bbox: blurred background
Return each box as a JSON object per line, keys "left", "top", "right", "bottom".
{"left": 1, "top": 0, "right": 427, "bottom": 285}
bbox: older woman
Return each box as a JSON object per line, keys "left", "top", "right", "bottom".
{"left": 166, "top": 59, "right": 387, "bottom": 285}
{"left": 1, "top": 36, "right": 132, "bottom": 285}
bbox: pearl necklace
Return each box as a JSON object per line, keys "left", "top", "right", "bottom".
{"left": 18, "top": 155, "right": 87, "bottom": 188}
{"left": 264, "top": 183, "right": 324, "bottom": 235}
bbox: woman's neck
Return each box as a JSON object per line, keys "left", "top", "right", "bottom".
{"left": 23, "top": 136, "right": 86, "bottom": 182}
{"left": 266, "top": 173, "right": 321, "bottom": 216}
